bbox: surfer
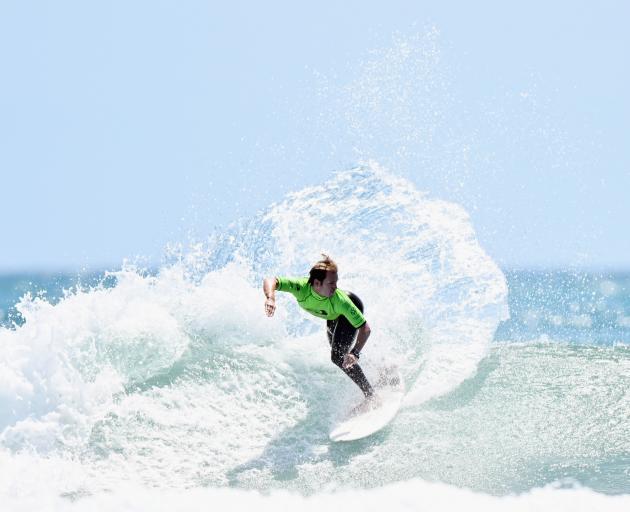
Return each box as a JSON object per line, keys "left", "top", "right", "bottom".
{"left": 263, "top": 255, "right": 375, "bottom": 399}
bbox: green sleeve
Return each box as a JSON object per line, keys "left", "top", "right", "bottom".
{"left": 276, "top": 277, "right": 309, "bottom": 300}
{"left": 337, "top": 293, "right": 367, "bottom": 329}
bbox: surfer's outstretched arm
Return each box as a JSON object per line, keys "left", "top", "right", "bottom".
{"left": 263, "top": 277, "right": 278, "bottom": 316}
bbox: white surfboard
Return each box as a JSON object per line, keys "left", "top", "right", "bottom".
{"left": 329, "top": 367, "right": 404, "bottom": 442}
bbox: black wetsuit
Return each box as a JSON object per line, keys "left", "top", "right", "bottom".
{"left": 327, "top": 292, "right": 374, "bottom": 397}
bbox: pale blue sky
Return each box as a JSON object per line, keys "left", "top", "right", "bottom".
{"left": 1, "top": 1, "right": 628, "bottom": 271}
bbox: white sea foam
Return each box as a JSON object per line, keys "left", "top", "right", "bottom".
{"left": 0, "top": 261, "right": 292, "bottom": 455}
{"left": 2, "top": 476, "right": 629, "bottom": 512}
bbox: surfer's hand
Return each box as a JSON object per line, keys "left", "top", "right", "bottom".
{"left": 342, "top": 353, "right": 358, "bottom": 369}
{"left": 265, "top": 297, "right": 276, "bottom": 317}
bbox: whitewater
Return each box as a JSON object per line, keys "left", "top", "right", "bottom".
{"left": 1, "top": 164, "right": 628, "bottom": 510}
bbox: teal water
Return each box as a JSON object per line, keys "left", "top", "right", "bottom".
{"left": 497, "top": 270, "right": 630, "bottom": 346}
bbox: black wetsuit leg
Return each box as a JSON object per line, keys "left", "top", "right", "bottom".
{"left": 327, "top": 292, "right": 374, "bottom": 397}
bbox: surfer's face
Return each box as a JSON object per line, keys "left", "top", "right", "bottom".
{"left": 313, "top": 271, "right": 338, "bottom": 297}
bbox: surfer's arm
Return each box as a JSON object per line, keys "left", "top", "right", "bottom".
{"left": 263, "top": 277, "right": 278, "bottom": 317}
{"left": 342, "top": 322, "right": 371, "bottom": 369}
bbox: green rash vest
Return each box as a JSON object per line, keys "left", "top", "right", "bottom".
{"left": 275, "top": 276, "right": 366, "bottom": 328}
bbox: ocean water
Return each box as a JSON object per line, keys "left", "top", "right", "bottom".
{"left": 1, "top": 165, "right": 629, "bottom": 511}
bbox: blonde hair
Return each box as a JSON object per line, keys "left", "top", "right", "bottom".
{"left": 308, "top": 254, "right": 338, "bottom": 284}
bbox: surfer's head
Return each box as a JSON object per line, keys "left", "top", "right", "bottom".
{"left": 309, "top": 254, "right": 338, "bottom": 297}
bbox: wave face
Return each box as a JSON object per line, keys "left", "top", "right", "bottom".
{"left": 1, "top": 164, "right": 628, "bottom": 510}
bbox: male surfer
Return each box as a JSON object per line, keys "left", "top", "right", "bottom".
{"left": 263, "top": 255, "right": 375, "bottom": 400}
